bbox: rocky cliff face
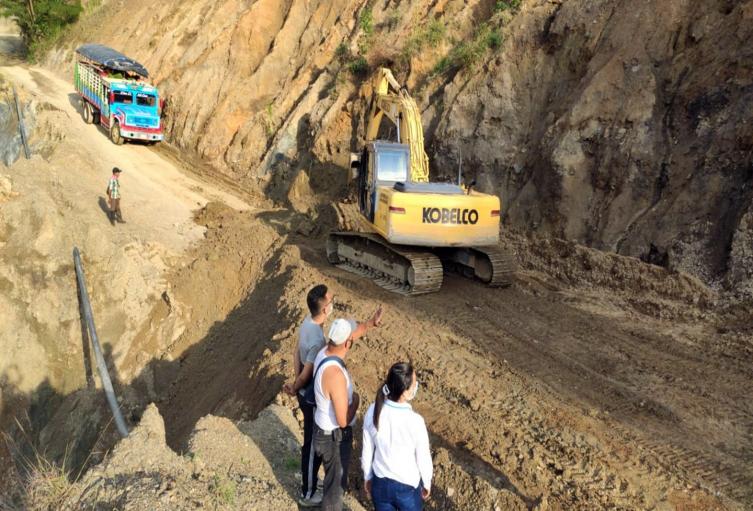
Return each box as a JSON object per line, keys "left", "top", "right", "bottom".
{"left": 430, "top": 0, "right": 753, "bottom": 296}
{"left": 45, "top": 0, "right": 753, "bottom": 295}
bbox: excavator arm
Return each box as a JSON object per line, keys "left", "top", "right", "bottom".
{"left": 366, "top": 68, "right": 430, "bottom": 183}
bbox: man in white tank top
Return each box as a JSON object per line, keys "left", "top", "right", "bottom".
{"left": 313, "top": 317, "right": 374, "bottom": 511}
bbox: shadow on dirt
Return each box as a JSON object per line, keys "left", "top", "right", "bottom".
{"left": 0, "top": 245, "right": 295, "bottom": 491}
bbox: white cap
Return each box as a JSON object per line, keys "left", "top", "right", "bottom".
{"left": 328, "top": 318, "right": 357, "bottom": 345}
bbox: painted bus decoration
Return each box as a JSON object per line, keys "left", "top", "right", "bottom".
{"left": 74, "top": 44, "right": 163, "bottom": 145}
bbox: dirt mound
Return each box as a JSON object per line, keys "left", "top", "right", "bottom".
{"left": 504, "top": 230, "right": 718, "bottom": 319}
{"left": 58, "top": 403, "right": 368, "bottom": 510}
{"left": 0, "top": 69, "right": 249, "bottom": 482}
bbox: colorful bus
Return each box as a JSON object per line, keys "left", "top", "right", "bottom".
{"left": 74, "top": 44, "right": 163, "bottom": 145}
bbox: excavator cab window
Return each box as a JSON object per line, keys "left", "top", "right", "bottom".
{"left": 362, "top": 142, "right": 410, "bottom": 221}
{"left": 358, "top": 149, "right": 370, "bottom": 218}
{"left": 375, "top": 147, "right": 409, "bottom": 182}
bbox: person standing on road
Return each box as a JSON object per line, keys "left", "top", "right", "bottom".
{"left": 362, "top": 362, "right": 432, "bottom": 511}
{"left": 283, "top": 284, "right": 332, "bottom": 507}
{"left": 106, "top": 167, "right": 125, "bottom": 224}
{"left": 282, "top": 286, "right": 383, "bottom": 508}
{"left": 314, "top": 313, "right": 382, "bottom": 511}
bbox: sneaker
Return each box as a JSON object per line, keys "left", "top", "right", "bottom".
{"left": 297, "top": 492, "right": 322, "bottom": 507}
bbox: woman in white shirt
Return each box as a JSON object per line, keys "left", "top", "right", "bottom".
{"left": 362, "top": 362, "right": 432, "bottom": 511}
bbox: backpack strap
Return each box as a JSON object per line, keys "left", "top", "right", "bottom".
{"left": 312, "top": 355, "right": 346, "bottom": 383}
{"left": 304, "top": 355, "right": 346, "bottom": 406}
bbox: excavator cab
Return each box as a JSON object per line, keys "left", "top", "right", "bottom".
{"left": 355, "top": 142, "right": 410, "bottom": 222}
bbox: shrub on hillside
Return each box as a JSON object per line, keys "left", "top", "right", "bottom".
{"left": 400, "top": 19, "right": 446, "bottom": 64}
{"left": 0, "top": 0, "right": 82, "bottom": 60}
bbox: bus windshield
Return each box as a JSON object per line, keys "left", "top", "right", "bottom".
{"left": 112, "top": 91, "right": 133, "bottom": 104}
{"left": 136, "top": 93, "right": 156, "bottom": 107}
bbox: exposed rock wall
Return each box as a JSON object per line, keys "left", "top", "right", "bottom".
{"left": 44, "top": 0, "right": 753, "bottom": 294}
{"left": 431, "top": 0, "right": 753, "bottom": 293}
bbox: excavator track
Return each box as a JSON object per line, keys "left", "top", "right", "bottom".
{"left": 470, "top": 246, "right": 516, "bottom": 287}
{"left": 327, "top": 232, "right": 444, "bottom": 296}
{"left": 435, "top": 245, "right": 516, "bottom": 288}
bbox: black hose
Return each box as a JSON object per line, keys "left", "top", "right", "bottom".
{"left": 73, "top": 247, "right": 129, "bottom": 438}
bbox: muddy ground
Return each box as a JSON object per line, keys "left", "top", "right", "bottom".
{"left": 1, "top": 48, "right": 752, "bottom": 511}
{"left": 117, "top": 199, "right": 750, "bottom": 510}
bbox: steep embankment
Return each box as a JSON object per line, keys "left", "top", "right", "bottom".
{"left": 0, "top": 65, "right": 249, "bottom": 477}
{"left": 2, "top": 2, "right": 751, "bottom": 509}
{"left": 44, "top": 0, "right": 753, "bottom": 296}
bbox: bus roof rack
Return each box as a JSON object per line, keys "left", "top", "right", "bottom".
{"left": 75, "top": 44, "right": 149, "bottom": 78}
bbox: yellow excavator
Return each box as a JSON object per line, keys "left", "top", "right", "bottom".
{"left": 327, "top": 68, "right": 514, "bottom": 295}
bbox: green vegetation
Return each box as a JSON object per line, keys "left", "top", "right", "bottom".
{"left": 0, "top": 0, "right": 83, "bottom": 60}
{"left": 84, "top": 0, "right": 102, "bottom": 11}
{"left": 431, "top": 23, "right": 503, "bottom": 75}
{"left": 422, "top": 19, "right": 446, "bottom": 47}
{"left": 210, "top": 474, "right": 237, "bottom": 506}
{"left": 284, "top": 456, "right": 299, "bottom": 472}
{"left": 1, "top": 424, "right": 83, "bottom": 510}
{"left": 401, "top": 19, "right": 446, "bottom": 63}
{"left": 20, "top": 454, "right": 74, "bottom": 509}
{"left": 262, "top": 101, "right": 275, "bottom": 137}
{"left": 334, "top": 40, "right": 369, "bottom": 78}
{"left": 424, "top": 0, "right": 523, "bottom": 77}
{"left": 357, "top": 5, "right": 375, "bottom": 53}
{"left": 335, "top": 42, "right": 349, "bottom": 61}
{"left": 359, "top": 6, "right": 374, "bottom": 36}
{"left": 347, "top": 56, "right": 369, "bottom": 76}
{"left": 430, "top": 0, "right": 525, "bottom": 78}
{"left": 495, "top": 0, "right": 521, "bottom": 11}
{"left": 485, "top": 27, "right": 503, "bottom": 49}
{"left": 432, "top": 56, "right": 451, "bottom": 76}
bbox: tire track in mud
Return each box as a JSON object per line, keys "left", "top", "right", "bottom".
{"left": 412, "top": 273, "right": 753, "bottom": 506}
{"left": 295, "top": 227, "right": 749, "bottom": 507}
{"left": 113, "top": 199, "right": 749, "bottom": 509}
{"left": 315, "top": 263, "right": 658, "bottom": 507}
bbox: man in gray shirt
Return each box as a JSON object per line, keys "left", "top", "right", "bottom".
{"left": 283, "top": 284, "right": 331, "bottom": 506}
{"left": 284, "top": 284, "right": 383, "bottom": 507}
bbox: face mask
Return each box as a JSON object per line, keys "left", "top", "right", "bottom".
{"left": 324, "top": 302, "right": 334, "bottom": 317}
{"left": 407, "top": 381, "right": 419, "bottom": 401}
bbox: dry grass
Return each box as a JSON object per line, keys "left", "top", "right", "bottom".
{"left": 1, "top": 416, "right": 109, "bottom": 511}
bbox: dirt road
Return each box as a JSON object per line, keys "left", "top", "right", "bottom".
{"left": 115, "top": 199, "right": 750, "bottom": 509}
{"left": 0, "top": 63, "right": 249, "bottom": 249}
{"left": 0, "top": 59, "right": 249, "bottom": 427}
{"left": 2, "top": 53, "right": 751, "bottom": 510}
{"left": 305, "top": 232, "right": 753, "bottom": 509}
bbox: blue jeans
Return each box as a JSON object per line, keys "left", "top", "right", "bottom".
{"left": 371, "top": 476, "right": 422, "bottom": 511}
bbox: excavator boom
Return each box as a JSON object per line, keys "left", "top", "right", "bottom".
{"left": 366, "top": 68, "right": 429, "bottom": 183}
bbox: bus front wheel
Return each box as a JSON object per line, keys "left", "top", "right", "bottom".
{"left": 110, "top": 123, "right": 124, "bottom": 145}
